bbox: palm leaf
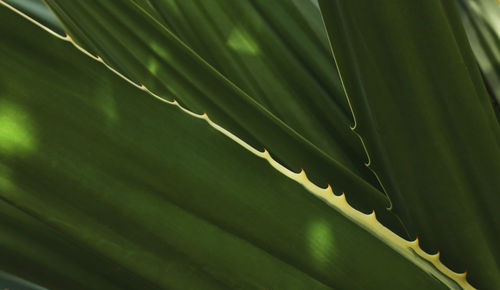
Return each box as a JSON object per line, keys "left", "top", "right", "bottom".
{"left": 39, "top": 0, "right": 408, "bottom": 230}
{"left": 319, "top": 0, "right": 500, "bottom": 288}
{"left": 457, "top": 0, "right": 500, "bottom": 117}
{"left": 0, "top": 3, "right": 468, "bottom": 289}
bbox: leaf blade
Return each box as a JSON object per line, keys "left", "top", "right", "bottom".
{"left": 0, "top": 4, "right": 453, "bottom": 289}
{"left": 40, "top": 0, "right": 403, "bottom": 228}
{"left": 319, "top": 0, "right": 500, "bottom": 287}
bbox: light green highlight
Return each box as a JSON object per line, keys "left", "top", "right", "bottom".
{"left": 0, "top": 101, "right": 36, "bottom": 154}
{"left": 226, "top": 28, "right": 259, "bottom": 55}
{"left": 308, "top": 220, "right": 334, "bottom": 265}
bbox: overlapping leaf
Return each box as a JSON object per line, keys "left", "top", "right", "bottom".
{"left": 319, "top": 0, "right": 500, "bottom": 288}
{"left": 0, "top": 5, "right": 453, "bottom": 289}
{"left": 4, "top": 0, "right": 62, "bottom": 33}
{"left": 135, "top": 0, "right": 358, "bottom": 167}
{"left": 457, "top": 0, "right": 500, "bottom": 118}
{"left": 36, "top": 0, "right": 409, "bottom": 226}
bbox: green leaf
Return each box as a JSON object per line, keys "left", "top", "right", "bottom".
{"left": 0, "top": 200, "right": 156, "bottom": 290}
{"left": 319, "top": 0, "right": 500, "bottom": 288}
{"left": 0, "top": 4, "right": 460, "bottom": 289}
{"left": 40, "top": 0, "right": 405, "bottom": 230}
{"left": 3, "top": 0, "right": 62, "bottom": 33}
{"left": 134, "top": 0, "right": 363, "bottom": 170}
{"left": 0, "top": 269, "right": 45, "bottom": 290}
{"left": 457, "top": 0, "right": 500, "bottom": 117}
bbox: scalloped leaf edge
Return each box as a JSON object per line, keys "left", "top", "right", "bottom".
{"left": 0, "top": 1, "right": 474, "bottom": 289}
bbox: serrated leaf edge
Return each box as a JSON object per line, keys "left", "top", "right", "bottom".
{"left": 317, "top": 6, "right": 475, "bottom": 289}
{"left": 0, "top": 1, "right": 473, "bottom": 289}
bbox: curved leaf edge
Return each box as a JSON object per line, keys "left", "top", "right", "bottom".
{"left": 0, "top": 1, "right": 473, "bottom": 289}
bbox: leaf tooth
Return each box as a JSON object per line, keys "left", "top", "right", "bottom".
{"left": 407, "top": 236, "right": 419, "bottom": 247}
{"left": 335, "top": 192, "right": 349, "bottom": 208}
{"left": 298, "top": 168, "right": 309, "bottom": 183}
{"left": 456, "top": 271, "right": 468, "bottom": 279}
{"left": 315, "top": 183, "right": 336, "bottom": 201}
{"left": 421, "top": 250, "right": 441, "bottom": 263}
{"left": 432, "top": 250, "right": 440, "bottom": 261}
{"left": 261, "top": 147, "right": 270, "bottom": 159}
{"left": 365, "top": 209, "right": 377, "bottom": 222}
{"left": 338, "top": 192, "right": 346, "bottom": 200}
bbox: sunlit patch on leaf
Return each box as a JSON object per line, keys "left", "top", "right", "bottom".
{"left": 0, "top": 100, "right": 36, "bottom": 154}
{"left": 150, "top": 42, "right": 169, "bottom": 60}
{"left": 148, "top": 58, "right": 159, "bottom": 75}
{"left": 226, "top": 27, "right": 259, "bottom": 55}
{"left": 94, "top": 92, "right": 118, "bottom": 124}
{"left": 308, "top": 220, "right": 334, "bottom": 266}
